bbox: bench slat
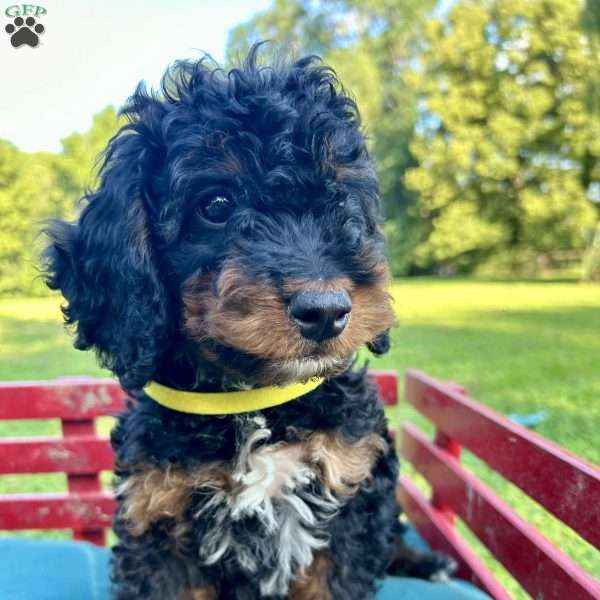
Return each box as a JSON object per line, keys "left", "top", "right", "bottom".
{"left": 0, "top": 492, "right": 116, "bottom": 530}
{"left": 0, "top": 372, "right": 395, "bottom": 420}
{"left": 401, "top": 423, "right": 600, "bottom": 600}
{"left": 398, "top": 476, "right": 511, "bottom": 600}
{"left": 370, "top": 371, "right": 398, "bottom": 406}
{"left": 0, "top": 436, "right": 113, "bottom": 474}
{"left": 405, "top": 369, "right": 600, "bottom": 550}
{"left": 0, "top": 378, "right": 127, "bottom": 420}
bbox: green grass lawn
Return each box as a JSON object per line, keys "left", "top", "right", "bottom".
{"left": 1, "top": 280, "right": 599, "bottom": 596}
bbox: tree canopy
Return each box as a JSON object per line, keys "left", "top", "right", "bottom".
{"left": 406, "top": 0, "right": 600, "bottom": 274}
{"left": 0, "top": 108, "right": 120, "bottom": 295}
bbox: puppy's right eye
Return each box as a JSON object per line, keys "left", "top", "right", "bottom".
{"left": 199, "top": 195, "right": 236, "bottom": 224}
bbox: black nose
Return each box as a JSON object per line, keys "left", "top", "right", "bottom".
{"left": 289, "top": 290, "right": 352, "bottom": 342}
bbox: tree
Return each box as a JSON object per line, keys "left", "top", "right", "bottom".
{"left": 0, "top": 106, "right": 121, "bottom": 296}
{"left": 583, "top": 222, "right": 600, "bottom": 280}
{"left": 406, "top": 0, "right": 600, "bottom": 274}
{"left": 0, "top": 142, "right": 66, "bottom": 294}
{"left": 57, "top": 106, "right": 122, "bottom": 201}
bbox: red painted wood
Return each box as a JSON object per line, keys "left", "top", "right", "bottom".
{"left": 0, "top": 436, "right": 113, "bottom": 474}
{"left": 431, "top": 430, "right": 461, "bottom": 525}
{"left": 73, "top": 529, "right": 106, "bottom": 545}
{"left": 0, "top": 378, "right": 120, "bottom": 544}
{"left": 62, "top": 420, "right": 104, "bottom": 488}
{"left": 0, "top": 378, "right": 127, "bottom": 420}
{"left": 405, "top": 369, "right": 600, "bottom": 550}
{"left": 0, "top": 493, "right": 116, "bottom": 530}
{"left": 401, "top": 423, "right": 600, "bottom": 600}
{"left": 398, "top": 476, "right": 511, "bottom": 600}
{"left": 62, "top": 420, "right": 107, "bottom": 545}
{"left": 371, "top": 371, "right": 398, "bottom": 406}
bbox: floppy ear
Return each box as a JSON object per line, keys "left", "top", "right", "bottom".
{"left": 366, "top": 330, "right": 391, "bottom": 356}
{"left": 43, "top": 116, "right": 169, "bottom": 390}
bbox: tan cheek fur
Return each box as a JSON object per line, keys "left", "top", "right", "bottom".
{"left": 182, "top": 262, "right": 395, "bottom": 362}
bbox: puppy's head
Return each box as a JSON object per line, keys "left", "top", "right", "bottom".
{"left": 44, "top": 46, "right": 394, "bottom": 390}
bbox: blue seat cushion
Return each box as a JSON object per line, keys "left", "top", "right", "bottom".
{"left": 376, "top": 578, "right": 491, "bottom": 600}
{"left": 0, "top": 538, "right": 110, "bottom": 600}
{"left": 0, "top": 536, "right": 490, "bottom": 599}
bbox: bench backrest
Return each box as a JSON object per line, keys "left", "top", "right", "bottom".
{"left": 0, "top": 378, "right": 126, "bottom": 545}
{"left": 0, "top": 372, "right": 397, "bottom": 546}
{"left": 398, "top": 369, "right": 600, "bottom": 600}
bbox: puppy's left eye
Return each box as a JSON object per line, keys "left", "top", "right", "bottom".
{"left": 199, "top": 196, "right": 236, "bottom": 224}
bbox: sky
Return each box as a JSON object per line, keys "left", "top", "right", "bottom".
{"left": 0, "top": 0, "right": 272, "bottom": 153}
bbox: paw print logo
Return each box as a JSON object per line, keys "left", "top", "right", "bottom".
{"left": 5, "top": 16, "right": 45, "bottom": 48}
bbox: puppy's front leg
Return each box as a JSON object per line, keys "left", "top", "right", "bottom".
{"left": 288, "top": 552, "right": 332, "bottom": 600}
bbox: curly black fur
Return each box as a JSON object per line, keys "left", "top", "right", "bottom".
{"left": 43, "top": 45, "right": 384, "bottom": 391}
{"left": 110, "top": 370, "right": 399, "bottom": 598}
{"left": 43, "top": 45, "right": 451, "bottom": 599}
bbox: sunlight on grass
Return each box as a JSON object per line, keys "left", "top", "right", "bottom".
{"left": 0, "top": 296, "right": 64, "bottom": 321}
{"left": 0, "top": 294, "right": 107, "bottom": 380}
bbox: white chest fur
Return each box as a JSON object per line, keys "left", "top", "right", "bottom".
{"left": 197, "top": 418, "right": 339, "bottom": 596}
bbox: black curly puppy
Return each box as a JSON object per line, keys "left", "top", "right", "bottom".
{"left": 44, "top": 46, "right": 452, "bottom": 599}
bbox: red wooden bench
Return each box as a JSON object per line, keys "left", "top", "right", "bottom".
{"left": 0, "top": 371, "right": 599, "bottom": 600}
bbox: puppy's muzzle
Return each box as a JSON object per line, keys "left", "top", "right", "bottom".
{"left": 289, "top": 290, "right": 352, "bottom": 342}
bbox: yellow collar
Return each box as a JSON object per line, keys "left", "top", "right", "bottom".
{"left": 143, "top": 378, "right": 324, "bottom": 415}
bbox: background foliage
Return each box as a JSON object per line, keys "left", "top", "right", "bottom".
{"left": 1, "top": 0, "right": 600, "bottom": 296}
{"left": 406, "top": 0, "right": 600, "bottom": 275}
{"left": 0, "top": 109, "right": 121, "bottom": 296}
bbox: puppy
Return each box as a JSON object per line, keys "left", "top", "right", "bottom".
{"left": 44, "top": 45, "right": 451, "bottom": 599}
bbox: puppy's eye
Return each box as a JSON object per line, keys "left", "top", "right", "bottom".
{"left": 199, "top": 196, "right": 236, "bottom": 224}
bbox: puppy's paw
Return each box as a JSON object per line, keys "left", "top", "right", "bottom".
{"left": 402, "top": 550, "right": 457, "bottom": 582}
{"left": 387, "top": 543, "right": 457, "bottom": 582}
{"left": 422, "top": 552, "right": 458, "bottom": 582}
